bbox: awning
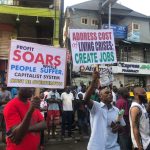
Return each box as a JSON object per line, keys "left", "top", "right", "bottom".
{"left": 0, "top": 5, "right": 60, "bottom": 18}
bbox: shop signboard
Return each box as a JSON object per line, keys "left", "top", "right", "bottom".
{"left": 112, "top": 62, "right": 150, "bottom": 74}
{"left": 102, "top": 24, "right": 127, "bottom": 39}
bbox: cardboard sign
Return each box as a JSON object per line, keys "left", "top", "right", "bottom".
{"left": 70, "top": 29, "right": 117, "bottom": 66}
{"left": 99, "top": 66, "right": 114, "bottom": 87}
{"left": 7, "top": 40, "right": 66, "bottom": 89}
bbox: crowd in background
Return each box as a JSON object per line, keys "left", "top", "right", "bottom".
{"left": 0, "top": 80, "right": 150, "bottom": 150}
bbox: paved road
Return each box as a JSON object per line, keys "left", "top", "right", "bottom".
{"left": 0, "top": 140, "right": 88, "bottom": 150}
{"left": 0, "top": 137, "right": 88, "bottom": 150}
{"left": 0, "top": 129, "right": 89, "bottom": 150}
{"left": 45, "top": 140, "right": 88, "bottom": 150}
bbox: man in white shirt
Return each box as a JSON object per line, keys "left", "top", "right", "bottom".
{"left": 84, "top": 71, "right": 126, "bottom": 150}
{"left": 129, "top": 87, "right": 150, "bottom": 150}
{"left": 61, "top": 86, "right": 74, "bottom": 137}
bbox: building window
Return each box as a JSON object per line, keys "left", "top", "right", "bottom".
{"left": 91, "top": 19, "right": 98, "bottom": 26}
{"left": 0, "top": 0, "right": 12, "bottom": 5}
{"left": 133, "top": 23, "right": 140, "bottom": 30}
{"left": 81, "top": 18, "right": 88, "bottom": 25}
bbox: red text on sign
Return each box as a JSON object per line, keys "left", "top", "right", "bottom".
{"left": 13, "top": 50, "right": 61, "bottom": 67}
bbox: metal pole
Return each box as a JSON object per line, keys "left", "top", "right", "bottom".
{"left": 59, "top": 0, "right": 64, "bottom": 47}
{"left": 108, "top": 2, "right": 111, "bottom": 29}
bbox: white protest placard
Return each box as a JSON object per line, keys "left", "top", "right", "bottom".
{"left": 73, "top": 64, "right": 114, "bottom": 87}
{"left": 99, "top": 66, "right": 114, "bottom": 87}
{"left": 7, "top": 40, "right": 67, "bottom": 89}
{"left": 70, "top": 29, "right": 117, "bottom": 66}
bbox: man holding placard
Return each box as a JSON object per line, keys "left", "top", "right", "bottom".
{"left": 84, "top": 70, "right": 125, "bottom": 150}
{"left": 4, "top": 87, "right": 47, "bottom": 150}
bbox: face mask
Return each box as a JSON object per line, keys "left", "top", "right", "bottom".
{"left": 138, "top": 95, "right": 147, "bottom": 104}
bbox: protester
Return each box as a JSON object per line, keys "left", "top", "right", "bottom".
{"left": 44, "top": 88, "right": 50, "bottom": 99}
{"left": 3, "top": 87, "right": 47, "bottom": 150}
{"left": 40, "top": 92, "right": 47, "bottom": 150}
{"left": 76, "top": 84, "right": 86, "bottom": 100}
{"left": 10, "top": 87, "right": 18, "bottom": 99}
{"left": 76, "top": 84, "right": 89, "bottom": 136}
{"left": 112, "top": 85, "right": 118, "bottom": 105}
{"left": 71, "top": 86, "right": 78, "bottom": 99}
{"left": 40, "top": 92, "right": 48, "bottom": 120}
{"left": 129, "top": 87, "right": 150, "bottom": 150}
{"left": 61, "top": 86, "right": 74, "bottom": 138}
{"left": 76, "top": 93, "right": 89, "bottom": 137}
{"left": 84, "top": 70, "right": 126, "bottom": 150}
{"left": 0, "top": 85, "right": 11, "bottom": 143}
{"left": 0, "top": 85, "right": 12, "bottom": 102}
{"left": 77, "top": 81, "right": 84, "bottom": 93}
{"left": 116, "top": 87, "right": 132, "bottom": 150}
{"left": 47, "top": 89, "right": 61, "bottom": 138}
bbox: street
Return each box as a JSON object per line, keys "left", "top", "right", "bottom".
{"left": 0, "top": 131, "right": 88, "bottom": 150}
{"left": 45, "top": 140, "right": 88, "bottom": 150}
{"left": 0, "top": 139, "right": 88, "bottom": 150}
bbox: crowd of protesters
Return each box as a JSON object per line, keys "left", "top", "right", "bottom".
{"left": 0, "top": 71, "right": 150, "bottom": 150}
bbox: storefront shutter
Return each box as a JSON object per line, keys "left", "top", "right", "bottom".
{"left": 128, "top": 46, "right": 144, "bottom": 62}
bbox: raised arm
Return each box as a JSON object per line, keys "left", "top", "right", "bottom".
{"left": 84, "top": 70, "right": 99, "bottom": 109}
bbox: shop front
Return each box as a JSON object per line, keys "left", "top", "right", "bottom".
{"left": 112, "top": 62, "right": 150, "bottom": 89}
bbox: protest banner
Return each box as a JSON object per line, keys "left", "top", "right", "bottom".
{"left": 70, "top": 29, "right": 117, "bottom": 66}
{"left": 7, "top": 40, "right": 67, "bottom": 89}
{"left": 73, "top": 64, "right": 114, "bottom": 87}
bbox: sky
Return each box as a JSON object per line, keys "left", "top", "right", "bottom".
{"left": 64, "top": 0, "right": 150, "bottom": 16}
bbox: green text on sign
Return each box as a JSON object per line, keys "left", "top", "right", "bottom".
{"left": 75, "top": 51, "right": 114, "bottom": 64}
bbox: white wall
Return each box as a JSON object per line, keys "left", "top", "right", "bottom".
{"left": 113, "top": 74, "right": 124, "bottom": 88}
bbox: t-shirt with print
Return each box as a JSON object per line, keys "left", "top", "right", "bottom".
{"left": 61, "top": 92, "right": 74, "bottom": 111}
{"left": 47, "top": 91, "right": 60, "bottom": 111}
{"left": 4, "top": 97, "right": 44, "bottom": 150}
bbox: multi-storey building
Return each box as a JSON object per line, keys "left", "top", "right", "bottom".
{"left": 63, "top": 0, "right": 150, "bottom": 89}
{"left": 0, "top": 0, "right": 64, "bottom": 84}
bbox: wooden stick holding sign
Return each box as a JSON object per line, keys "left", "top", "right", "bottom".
{"left": 35, "top": 88, "right": 40, "bottom": 97}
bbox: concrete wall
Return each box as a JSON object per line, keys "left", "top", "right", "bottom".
{"left": 68, "top": 9, "right": 150, "bottom": 44}
{"left": 70, "top": 10, "right": 98, "bottom": 29}
{"left": 119, "top": 17, "right": 150, "bottom": 44}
